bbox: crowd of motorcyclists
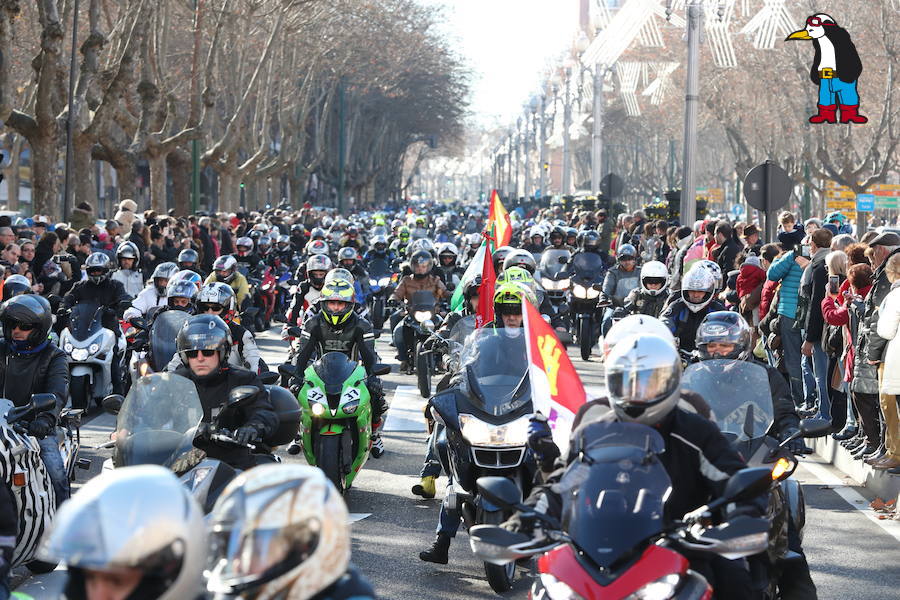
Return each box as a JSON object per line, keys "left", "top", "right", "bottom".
{"left": 0, "top": 196, "right": 869, "bottom": 599}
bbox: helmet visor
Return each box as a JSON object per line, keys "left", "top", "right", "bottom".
{"left": 605, "top": 355, "right": 679, "bottom": 409}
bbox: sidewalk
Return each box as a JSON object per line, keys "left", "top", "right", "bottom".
{"left": 811, "top": 435, "right": 900, "bottom": 503}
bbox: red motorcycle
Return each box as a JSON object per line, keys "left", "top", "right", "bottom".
{"left": 468, "top": 422, "right": 773, "bottom": 599}
{"left": 259, "top": 266, "right": 278, "bottom": 326}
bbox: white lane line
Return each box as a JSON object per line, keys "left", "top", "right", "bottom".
{"left": 383, "top": 385, "right": 427, "bottom": 432}
{"left": 798, "top": 461, "right": 900, "bottom": 543}
{"left": 349, "top": 513, "right": 372, "bottom": 523}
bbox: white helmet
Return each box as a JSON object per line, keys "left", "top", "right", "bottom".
{"left": 602, "top": 314, "right": 676, "bottom": 361}
{"left": 605, "top": 333, "right": 681, "bottom": 427}
{"left": 206, "top": 464, "right": 351, "bottom": 600}
{"left": 640, "top": 261, "right": 669, "bottom": 297}
{"left": 681, "top": 266, "right": 717, "bottom": 313}
{"left": 39, "top": 465, "right": 206, "bottom": 600}
{"left": 695, "top": 260, "right": 723, "bottom": 291}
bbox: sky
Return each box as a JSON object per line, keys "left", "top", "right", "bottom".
{"left": 424, "top": 0, "right": 581, "bottom": 127}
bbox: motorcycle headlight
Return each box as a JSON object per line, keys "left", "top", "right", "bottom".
{"left": 89, "top": 343, "right": 101, "bottom": 355}
{"left": 542, "top": 278, "right": 568, "bottom": 291}
{"left": 459, "top": 414, "right": 530, "bottom": 447}
{"left": 539, "top": 573, "right": 583, "bottom": 600}
{"left": 414, "top": 310, "right": 433, "bottom": 323}
{"left": 311, "top": 402, "right": 325, "bottom": 416}
{"left": 369, "top": 279, "right": 378, "bottom": 287}
{"left": 624, "top": 574, "right": 681, "bottom": 600}
{"left": 422, "top": 319, "right": 435, "bottom": 330}
{"left": 572, "top": 284, "right": 598, "bottom": 299}
{"left": 71, "top": 348, "right": 89, "bottom": 361}
{"left": 378, "top": 277, "right": 390, "bottom": 287}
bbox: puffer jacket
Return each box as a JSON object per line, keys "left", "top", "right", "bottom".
{"left": 392, "top": 274, "right": 447, "bottom": 303}
{"left": 766, "top": 250, "right": 803, "bottom": 319}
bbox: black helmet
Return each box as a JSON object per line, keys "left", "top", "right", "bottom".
{"left": 177, "top": 314, "right": 232, "bottom": 364}
{"left": 549, "top": 226, "right": 565, "bottom": 246}
{"left": 0, "top": 294, "right": 52, "bottom": 349}
{"left": 85, "top": 252, "right": 112, "bottom": 285}
{"left": 696, "top": 311, "right": 752, "bottom": 361}
{"left": 581, "top": 230, "right": 600, "bottom": 250}
{"left": 178, "top": 248, "right": 199, "bottom": 268}
{"left": 3, "top": 274, "right": 32, "bottom": 298}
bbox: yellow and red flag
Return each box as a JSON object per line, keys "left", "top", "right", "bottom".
{"left": 487, "top": 190, "right": 512, "bottom": 248}
{"left": 522, "top": 301, "right": 587, "bottom": 449}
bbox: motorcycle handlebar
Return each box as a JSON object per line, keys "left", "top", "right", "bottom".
{"left": 210, "top": 432, "right": 257, "bottom": 451}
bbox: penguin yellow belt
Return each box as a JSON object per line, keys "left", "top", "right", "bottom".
{"left": 819, "top": 68, "right": 835, "bottom": 79}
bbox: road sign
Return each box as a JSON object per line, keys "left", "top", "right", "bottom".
{"left": 743, "top": 161, "right": 793, "bottom": 242}
{"left": 600, "top": 173, "right": 624, "bottom": 199}
{"left": 856, "top": 194, "right": 875, "bottom": 212}
{"left": 731, "top": 204, "right": 745, "bottom": 218}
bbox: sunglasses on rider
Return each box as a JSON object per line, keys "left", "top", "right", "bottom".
{"left": 184, "top": 349, "right": 217, "bottom": 359}
{"left": 198, "top": 303, "right": 225, "bottom": 313}
{"left": 4, "top": 320, "right": 35, "bottom": 331}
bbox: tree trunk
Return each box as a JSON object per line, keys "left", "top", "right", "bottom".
{"left": 169, "top": 151, "right": 190, "bottom": 217}
{"left": 4, "top": 135, "right": 22, "bottom": 211}
{"left": 72, "top": 136, "right": 97, "bottom": 210}
{"left": 115, "top": 159, "right": 138, "bottom": 208}
{"left": 218, "top": 170, "right": 239, "bottom": 213}
{"left": 31, "top": 134, "right": 58, "bottom": 217}
{"left": 147, "top": 151, "right": 167, "bottom": 214}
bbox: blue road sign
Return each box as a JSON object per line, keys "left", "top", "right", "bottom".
{"left": 856, "top": 194, "right": 875, "bottom": 212}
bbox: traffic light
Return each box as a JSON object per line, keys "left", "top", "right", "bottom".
{"left": 542, "top": 161, "right": 549, "bottom": 171}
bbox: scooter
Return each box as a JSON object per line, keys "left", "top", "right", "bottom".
{"left": 429, "top": 328, "right": 535, "bottom": 593}
{"left": 568, "top": 253, "right": 606, "bottom": 361}
{"left": 279, "top": 352, "right": 390, "bottom": 495}
{"left": 1, "top": 394, "right": 89, "bottom": 574}
{"left": 59, "top": 303, "right": 124, "bottom": 410}
{"left": 366, "top": 258, "right": 394, "bottom": 330}
{"left": 468, "top": 421, "right": 773, "bottom": 599}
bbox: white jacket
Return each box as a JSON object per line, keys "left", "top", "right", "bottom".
{"left": 123, "top": 286, "right": 166, "bottom": 321}
{"left": 876, "top": 283, "right": 900, "bottom": 394}
{"left": 112, "top": 269, "right": 145, "bottom": 298}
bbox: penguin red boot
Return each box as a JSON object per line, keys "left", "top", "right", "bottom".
{"left": 809, "top": 104, "right": 838, "bottom": 124}
{"left": 840, "top": 105, "right": 868, "bottom": 124}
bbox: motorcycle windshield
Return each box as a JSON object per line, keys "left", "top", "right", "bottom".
{"left": 560, "top": 422, "right": 670, "bottom": 569}
{"left": 540, "top": 249, "right": 571, "bottom": 279}
{"left": 681, "top": 360, "right": 774, "bottom": 442}
{"left": 448, "top": 315, "right": 476, "bottom": 344}
{"left": 313, "top": 352, "right": 358, "bottom": 395}
{"left": 410, "top": 290, "right": 436, "bottom": 311}
{"left": 368, "top": 259, "right": 390, "bottom": 279}
{"left": 459, "top": 329, "right": 530, "bottom": 416}
{"left": 571, "top": 253, "right": 605, "bottom": 283}
{"left": 149, "top": 310, "right": 191, "bottom": 370}
{"left": 69, "top": 303, "right": 104, "bottom": 340}
{"left": 115, "top": 373, "right": 203, "bottom": 468}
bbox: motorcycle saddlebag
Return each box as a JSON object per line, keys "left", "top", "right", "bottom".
{"left": 265, "top": 385, "right": 302, "bottom": 446}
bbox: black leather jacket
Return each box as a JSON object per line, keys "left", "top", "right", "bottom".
{"left": 294, "top": 313, "right": 377, "bottom": 374}
{"left": 0, "top": 340, "right": 69, "bottom": 425}
{"left": 63, "top": 278, "right": 132, "bottom": 331}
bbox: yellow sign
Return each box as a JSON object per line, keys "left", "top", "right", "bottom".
{"left": 537, "top": 334, "right": 562, "bottom": 396}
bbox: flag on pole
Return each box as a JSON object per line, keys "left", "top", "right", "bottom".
{"left": 450, "top": 241, "right": 486, "bottom": 311}
{"left": 475, "top": 242, "right": 496, "bottom": 328}
{"left": 487, "top": 190, "right": 512, "bottom": 248}
{"left": 522, "top": 301, "right": 587, "bottom": 449}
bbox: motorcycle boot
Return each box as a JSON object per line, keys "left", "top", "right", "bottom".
{"left": 419, "top": 532, "right": 451, "bottom": 564}
{"left": 412, "top": 476, "right": 436, "bottom": 499}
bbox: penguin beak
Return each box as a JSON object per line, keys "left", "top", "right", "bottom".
{"left": 785, "top": 29, "right": 813, "bottom": 41}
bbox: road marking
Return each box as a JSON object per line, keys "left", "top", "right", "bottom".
{"left": 349, "top": 513, "right": 372, "bottom": 523}
{"left": 383, "top": 385, "right": 428, "bottom": 432}
{"left": 798, "top": 461, "right": 900, "bottom": 543}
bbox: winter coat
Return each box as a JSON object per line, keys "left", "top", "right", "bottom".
{"left": 600, "top": 266, "right": 641, "bottom": 307}
{"left": 68, "top": 205, "right": 94, "bottom": 231}
{"left": 736, "top": 264, "right": 766, "bottom": 299}
{"left": 800, "top": 248, "right": 830, "bottom": 344}
{"left": 823, "top": 282, "right": 871, "bottom": 385}
{"left": 758, "top": 279, "right": 779, "bottom": 321}
{"left": 876, "top": 282, "right": 900, "bottom": 394}
{"left": 114, "top": 199, "right": 138, "bottom": 231}
{"left": 864, "top": 247, "right": 900, "bottom": 363}
{"left": 767, "top": 250, "right": 803, "bottom": 319}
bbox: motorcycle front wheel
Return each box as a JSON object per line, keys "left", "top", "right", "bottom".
{"left": 69, "top": 374, "right": 91, "bottom": 410}
{"left": 579, "top": 318, "right": 593, "bottom": 361}
{"left": 317, "top": 434, "right": 344, "bottom": 495}
{"left": 417, "top": 342, "right": 431, "bottom": 398}
{"left": 482, "top": 510, "right": 515, "bottom": 592}
{"left": 373, "top": 297, "right": 385, "bottom": 330}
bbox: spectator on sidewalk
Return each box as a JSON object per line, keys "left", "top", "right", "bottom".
{"left": 874, "top": 253, "right": 900, "bottom": 473}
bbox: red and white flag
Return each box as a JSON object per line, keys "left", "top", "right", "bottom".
{"left": 522, "top": 301, "right": 587, "bottom": 449}
{"left": 474, "top": 241, "right": 496, "bottom": 328}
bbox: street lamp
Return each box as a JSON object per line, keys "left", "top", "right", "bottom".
{"left": 561, "top": 60, "right": 575, "bottom": 196}
{"left": 537, "top": 94, "right": 547, "bottom": 200}
{"left": 525, "top": 96, "right": 539, "bottom": 201}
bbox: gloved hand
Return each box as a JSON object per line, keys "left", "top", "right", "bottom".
{"left": 527, "top": 414, "right": 553, "bottom": 451}
{"left": 781, "top": 427, "right": 810, "bottom": 455}
{"left": 234, "top": 424, "right": 260, "bottom": 446}
{"left": 28, "top": 413, "right": 55, "bottom": 439}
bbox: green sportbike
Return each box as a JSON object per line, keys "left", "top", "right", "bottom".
{"left": 281, "top": 352, "right": 389, "bottom": 494}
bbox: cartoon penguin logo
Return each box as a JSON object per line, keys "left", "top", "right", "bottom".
{"left": 786, "top": 14, "right": 867, "bottom": 125}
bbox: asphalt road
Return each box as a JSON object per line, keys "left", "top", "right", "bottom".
{"left": 14, "top": 327, "right": 900, "bottom": 598}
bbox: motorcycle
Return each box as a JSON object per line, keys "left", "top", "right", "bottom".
{"left": 279, "top": 353, "right": 390, "bottom": 495}
{"left": 416, "top": 314, "right": 476, "bottom": 398}
{"left": 127, "top": 309, "right": 192, "bottom": 378}
{"left": 259, "top": 266, "right": 278, "bottom": 326}
{"left": 681, "top": 359, "right": 832, "bottom": 597}
{"left": 102, "top": 371, "right": 299, "bottom": 512}
{"left": 367, "top": 258, "right": 394, "bottom": 330}
{"left": 399, "top": 290, "right": 442, "bottom": 377}
{"left": 468, "top": 421, "right": 773, "bottom": 599}
{"left": 1, "top": 394, "right": 89, "bottom": 574}
{"left": 429, "top": 329, "right": 535, "bottom": 592}
{"left": 237, "top": 263, "right": 265, "bottom": 333}
{"left": 59, "top": 303, "right": 124, "bottom": 410}
{"left": 568, "top": 253, "right": 606, "bottom": 361}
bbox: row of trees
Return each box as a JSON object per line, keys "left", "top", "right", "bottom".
{"left": 0, "top": 0, "right": 469, "bottom": 218}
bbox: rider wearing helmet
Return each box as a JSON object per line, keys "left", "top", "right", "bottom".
{"left": 599, "top": 243, "right": 640, "bottom": 308}
{"left": 523, "top": 227, "right": 547, "bottom": 254}
{"left": 176, "top": 247, "right": 204, "bottom": 277}
{"left": 234, "top": 236, "right": 261, "bottom": 274}
{"left": 0, "top": 295, "right": 70, "bottom": 506}
{"left": 125, "top": 262, "right": 179, "bottom": 322}
{"left": 206, "top": 464, "right": 375, "bottom": 600}
{"left": 113, "top": 241, "right": 144, "bottom": 297}
{"left": 174, "top": 314, "right": 278, "bottom": 468}
{"left": 489, "top": 282, "right": 537, "bottom": 329}
{"left": 579, "top": 229, "right": 610, "bottom": 262}
{"left": 436, "top": 243, "right": 464, "bottom": 289}
{"left": 364, "top": 234, "right": 396, "bottom": 265}
{"left": 293, "top": 280, "right": 387, "bottom": 456}
{"left": 491, "top": 245, "right": 515, "bottom": 274}
{"left": 660, "top": 264, "right": 726, "bottom": 352}
{"left": 205, "top": 255, "right": 251, "bottom": 309}
{"left": 621, "top": 260, "right": 669, "bottom": 318}
{"left": 39, "top": 465, "right": 206, "bottom": 600}
{"left": 284, "top": 254, "right": 333, "bottom": 335}
{"left": 337, "top": 246, "right": 371, "bottom": 299}
{"left": 2, "top": 274, "right": 33, "bottom": 298}
{"left": 168, "top": 283, "right": 261, "bottom": 374}
{"left": 256, "top": 235, "right": 272, "bottom": 260}
{"left": 392, "top": 251, "right": 447, "bottom": 371}
{"left": 272, "top": 234, "right": 294, "bottom": 266}
{"left": 161, "top": 278, "right": 198, "bottom": 313}
{"left": 502, "top": 249, "right": 537, "bottom": 275}
{"left": 339, "top": 224, "right": 365, "bottom": 251}
{"left": 63, "top": 252, "right": 132, "bottom": 394}
{"left": 520, "top": 332, "right": 763, "bottom": 600}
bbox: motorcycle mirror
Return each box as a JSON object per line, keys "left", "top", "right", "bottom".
{"left": 799, "top": 417, "right": 832, "bottom": 438}
{"left": 259, "top": 371, "right": 279, "bottom": 385}
{"left": 721, "top": 467, "right": 773, "bottom": 503}
{"left": 541, "top": 314, "right": 551, "bottom": 324}
{"left": 102, "top": 394, "right": 125, "bottom": 415}
{"left": 372, "top": 364, "right": 391, "bottom": 377}
{"left": 227, "top": 386, "right": 259, "bottom": 408}
{"left": 129, "top": 317, "right": 148, "bottom": 330}
{"left": 476, "top": 476, "right": 522, "bottom": 508}
{"left": 278, "top": 363, "right": 298, "bottom": 378}
{"left": 287, "top": 326, "right": 304, "bottom": 338}
{"left": 696, "top": 516, "right": 770, "bottom": 560}
{"left": 468, "top": 525, "right": 534, "bottom": 565}
{"left": 30, "top": 393, "right": 57, "bottom": 413}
